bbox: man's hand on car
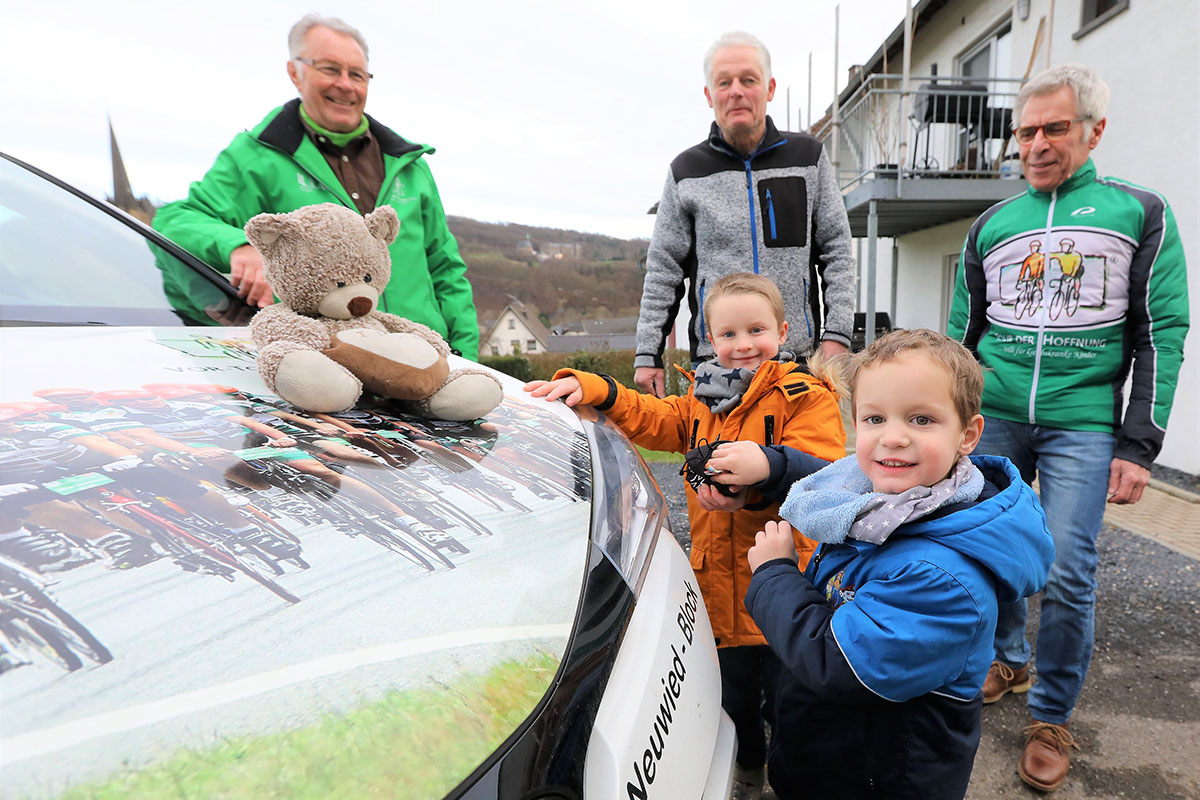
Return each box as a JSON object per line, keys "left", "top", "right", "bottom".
{"left": 229, "top": 244, "right": 275, "bottom": 308}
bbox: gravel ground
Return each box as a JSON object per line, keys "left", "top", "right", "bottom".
{"left": 647, "top": 461, "right": 1200, "bottom": 799}
{"left": 1152, "top": 463, "right": 1200, "bottom": 495}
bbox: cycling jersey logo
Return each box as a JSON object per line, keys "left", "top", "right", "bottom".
{"left": 297, "top": 172, "right": 316, "bottom": 192}
{"left": 1070, "top": 206, "right": 1096, "bottom": 217}
{"left": 997, "top": 234, "right": 1111, "bottom": 322}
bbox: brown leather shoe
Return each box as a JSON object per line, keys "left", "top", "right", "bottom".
{"left": 982, "top": 660, "right": 1031, "bottom": 704}
{"left": 1018, "top": 720, "right": 1079, "bottom": 792}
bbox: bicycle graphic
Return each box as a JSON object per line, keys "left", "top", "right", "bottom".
{"left": 1047, "top": 269, "right": 1084, "bottom": 320}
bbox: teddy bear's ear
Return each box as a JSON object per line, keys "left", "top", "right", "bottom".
{"left": 245, "top": 212, "right": 296, "bottom": 253}
{"left": 364, "top": 205, "right": 400, "bottom": 246}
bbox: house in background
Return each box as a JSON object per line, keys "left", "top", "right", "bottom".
{"left": 546, "top": 316, "right": 639, "bottom": 354}
{"left": 818, "top": 0, "right": 1198, "bottom": 472}
{"left": 481, "top": 300, "right": 551, "bottom": 356}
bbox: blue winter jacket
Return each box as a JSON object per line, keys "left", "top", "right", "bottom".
{"left": 745, "top": 455, "right": 1053, "bottom": 800}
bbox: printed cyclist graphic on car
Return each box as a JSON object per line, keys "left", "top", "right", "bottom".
{"left": 996, "top": 232, "right": 1112, "bottom": 324}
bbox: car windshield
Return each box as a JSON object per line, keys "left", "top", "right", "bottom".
{"left": 0, "top": 157, "right": 249, "bottom": 327}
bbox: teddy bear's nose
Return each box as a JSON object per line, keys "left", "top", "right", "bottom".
{"left": 347, "top": 297, "right": 373, "bottom": 317}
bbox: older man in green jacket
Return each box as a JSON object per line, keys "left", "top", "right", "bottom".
{"left": 154, "top": 13, "right": 479, "bottom": 359}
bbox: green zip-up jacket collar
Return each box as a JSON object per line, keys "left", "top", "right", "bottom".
{"left": 154, "top": 100, "right": 479, "bottom": 359}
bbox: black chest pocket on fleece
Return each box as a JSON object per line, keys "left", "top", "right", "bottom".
{"left": 757, "top": 176, "right": 807, "bottom": 249}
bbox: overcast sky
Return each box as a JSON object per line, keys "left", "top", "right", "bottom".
{"left": 1, "top": 0, "right": 906, "bottom": 239}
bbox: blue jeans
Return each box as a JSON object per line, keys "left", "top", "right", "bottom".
{"left": 976, "top": 416, "right": 1114, "bottom": 724}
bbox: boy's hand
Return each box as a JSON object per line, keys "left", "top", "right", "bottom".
{"left": 747, "top": 520, "right": 799, "bottom": 573}
{"left": 704, "top": 440, "right": 770, "bottom": 486}
{"left": 696, "top": 483, "right": 747, "bottom": 512}
{"left": 523, "top": 377, "right": 584, "bottom": 407}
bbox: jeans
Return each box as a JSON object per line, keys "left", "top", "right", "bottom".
{"left": 718, "top": 644, "right": 780, "bottom": 769}
{"left": 976, "top": 416, "right": 1114, "bottom": 725}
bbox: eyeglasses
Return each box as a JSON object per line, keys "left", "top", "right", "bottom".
{"left": 1013, "top": 117, "right": 1087, "bottom": 145}
{"left": 295, "top": 57, "right": 372, "bottom": 85}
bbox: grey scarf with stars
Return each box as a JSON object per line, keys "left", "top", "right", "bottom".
{"left": 692, "top": 351, "right": 795, "bottom": 415}
{"left": 780, "top": 454, "right": 984, "bottom": 545}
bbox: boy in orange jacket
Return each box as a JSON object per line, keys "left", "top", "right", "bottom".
{"left": 525, "top": 273, "right": 845, "bottom": 797}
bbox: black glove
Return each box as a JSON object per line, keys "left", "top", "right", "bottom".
{"left": 680, "top": 439, "right": 739, "bottom": 497}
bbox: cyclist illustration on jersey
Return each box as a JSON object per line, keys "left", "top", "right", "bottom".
{"left": 1048, "top": 238, "right": 1085, "bottom": 319}
{"left": 1013, "top": 240, "right": 1045, "bottom": 320}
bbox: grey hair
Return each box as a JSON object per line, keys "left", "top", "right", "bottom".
{"left": 288, "top": 13, "right": 370, "bottom": 66}
{"left": 703, "top": 31, "right": 772, "bottom": 89}
{"left": 1015, "top": 63, "right": 1109, "bottom": 136}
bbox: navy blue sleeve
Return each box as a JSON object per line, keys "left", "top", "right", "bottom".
{"left": 745, "top": 561, "right": 877, "bottom": 702}
{"left": 753, "top": 445, "right": 830, "bottom": 501}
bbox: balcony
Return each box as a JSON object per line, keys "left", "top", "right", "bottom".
{"left": 814, "top": 75, "right": 1028, "bottom": 237}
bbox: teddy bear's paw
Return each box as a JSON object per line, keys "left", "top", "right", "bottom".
{"left": 275, "top": 350, "right": 362, "bottom": 412}
{"left": 324, "top": 330, "right": 450, "bottom": 401}
{"left": 333, "top": 329, "right": 441, "bottom": 369}
{"left": 426, "top": 370, "right": 504, "bottom": 421}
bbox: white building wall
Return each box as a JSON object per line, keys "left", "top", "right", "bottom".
{"left": 857, "top": 0, "right": 1199, "bottom": 472}
{"left": 485, "top": 308, "right": 542, "bottom": 356}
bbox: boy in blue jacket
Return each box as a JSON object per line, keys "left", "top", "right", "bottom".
{"left": 740, "top": 329, "right": 1055, "bottom": 800}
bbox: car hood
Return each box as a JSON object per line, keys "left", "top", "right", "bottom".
{"left": 0, "top": 326, "right": 592, "bottom": 798}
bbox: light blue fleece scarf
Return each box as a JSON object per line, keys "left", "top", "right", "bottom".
{"left": 779, "top": 454, "right": 984, "bottom": 545}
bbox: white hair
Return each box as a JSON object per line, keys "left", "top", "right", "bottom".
{"left": 1015, "top": 63, "right": 1110, "bottom": 136}
{"left": 703, "top": 31, "right": 772, "bottom": 89}
{"left": 288, "top": 13, "right": 369, "bottom": 66}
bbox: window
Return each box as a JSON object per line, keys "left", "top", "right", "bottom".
{"left": 955, "top": 22, "right": 1013, "bottom": 168}
{"left": 0, "top": 157, "right": 245, "bottom": 327}
{"left": 510, "top": 339, "right": 520, "bottom": 352}
{"left": 507, "top": 318, "right": 516, "bottom": 330}
{"left": 490, "top": 344, "right": 500, "bottom": 355}
{"left": 527, "top": 340, "right": 537, "bottom": 351}
{"left": 1074, "top": 0, "right": 1129, "bottom": 39}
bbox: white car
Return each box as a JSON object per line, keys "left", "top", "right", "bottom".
{"left": 0, "top": 152, "right": 736, "bottom": 799}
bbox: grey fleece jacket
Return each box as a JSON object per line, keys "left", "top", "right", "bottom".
{"left": 635, "top": 117, "right": 856, "bottom": 367}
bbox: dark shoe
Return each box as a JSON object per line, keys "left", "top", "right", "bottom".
{"left": 982, "top": 660, "right": 1032, "bottom": 704}
{"left": 1019, "top": 720, "right": 1078, "bottom": 792}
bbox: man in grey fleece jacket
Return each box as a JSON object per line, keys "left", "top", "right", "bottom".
{"left": 634, "top": 31, "right": 856, "bottom": 397}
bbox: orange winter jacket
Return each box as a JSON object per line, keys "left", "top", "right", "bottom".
{"left": 555, "top": 361, "right": 846, "bottom": 648}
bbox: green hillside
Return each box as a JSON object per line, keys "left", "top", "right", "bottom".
{"left": 447, "top": 216, "right": 649, "bottom": 322}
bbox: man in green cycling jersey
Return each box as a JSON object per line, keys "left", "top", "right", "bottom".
{"left": 950, "top": 63, "right": 1189, "bottom": 792}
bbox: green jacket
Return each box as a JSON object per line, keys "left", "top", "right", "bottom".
{"left": 949, "top": 159, "right": 1189, "bottom": 467}
{"left": 153, "top": 100, "right": 479, "bottom": 359}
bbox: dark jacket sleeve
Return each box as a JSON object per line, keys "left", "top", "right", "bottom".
{"left": 753, "top": 444, "right": 831, "bottom": 502}
{"left": 947, "top": 217, "right": 989, "bottom": 349}
{"left": 745, "top": 560, "right": 877, "bottom": 702}
{"left": 1115, "top": 196, "right": 1189, "bottom": 467}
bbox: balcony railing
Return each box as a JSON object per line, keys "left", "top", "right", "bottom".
{"left": 814, "top": 74, "right": 1025, "bottom": 191}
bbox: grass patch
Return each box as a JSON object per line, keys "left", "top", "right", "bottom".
{"left": 637, "top": 445, "right": 684, "bottom": 464}
{"left": 61, "top": 652, "right": 560, "bottom": 800}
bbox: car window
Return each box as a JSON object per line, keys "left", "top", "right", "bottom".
{"left": 0, "top": 158, "right": 249, "bottom": 327}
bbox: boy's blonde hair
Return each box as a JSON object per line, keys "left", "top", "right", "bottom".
{"left": 846, "top": 329, "right": 983, "bottom": 426}
{"left": 703, "top": 273, "right": 785, "bottom": 329}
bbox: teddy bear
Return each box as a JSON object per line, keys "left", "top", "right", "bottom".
{"left": 244, "top": 203, "right": 502, "bottom": 421}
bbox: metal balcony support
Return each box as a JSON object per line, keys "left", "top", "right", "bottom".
{"left": 866, "top": 200, "right": 878, "bottom": 347}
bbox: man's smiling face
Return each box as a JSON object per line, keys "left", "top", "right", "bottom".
{"left": 1018, "top": 85, "right": 1104, "bottom": 193}
{"left": 287, "top": 25, "right": 368, "bottom": 133}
